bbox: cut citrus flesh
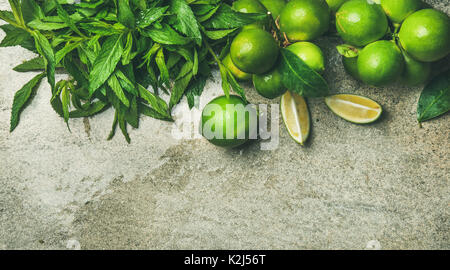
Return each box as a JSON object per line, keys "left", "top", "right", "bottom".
{"left": 325, "top": 94, "right": 382, "bottom": 124}
{"left": 280, "top": 91, "right": 310, "bottom": 145}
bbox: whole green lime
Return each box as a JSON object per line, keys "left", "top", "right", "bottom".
{"left": 279, "top": 0, "right": 330, "bottom": 41}
{"left": 326, "top": 0, "right": 349, "bottom": 13}
{"left": 232, "top": 0, "right": 268, "bottom": 30}
{"left": 342, "top": 56, "right": 360, "bottom": 80}
{"left": 222, "top": 54, "right": 252, "bottom": 81}
{"left": 336, "top": 0, "right": 388, "bottom": 47}
{"left": 357, "top": 40, "right": 404, "bottom": 86}
{"left": 230, "top": 28, "right": 279, "bottom": 74}
{"left": 401, "top": 51, "right": 431, "bottom": 86}
{"left": 253, "top": 67, "right": 287, "bottom": 99}
{"left": 399, "top": 9, "right": 450, "bottom": 62}
{"left": 287, "top": 42, "right": 326, "bottom": 73}
{"left": 259, "top": 0, "right": 286, "bottom": 19}
{"left": 200, "top": 95, "right": 254, "bottom": 148}
{"left": 380, "top": 0, "right": 422, "bottom": 24}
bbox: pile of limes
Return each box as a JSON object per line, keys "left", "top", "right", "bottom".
{"left": 337, "top": 0, "right": 450, "bottom": 87}
{"left": 201, "top": 0, "right": 450, "bottom": 148}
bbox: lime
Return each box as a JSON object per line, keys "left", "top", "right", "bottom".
{"left": 280, "top": 91, "right": 310, "bottom": 145}
{"left": 232, "top": 0, "right": 268, "bottom": 30}
{"left": 380, "top": 0, "right": 422, "bottom": 24}
{"left": 398, "top": 9, "right": 450, "bottom": 62}
{"left": 287, "top": 42, "right": 326, "bottom": 73}
{"left": 326, "top": 0, "right": 349, "bottom": 13}
{"left": 222, "top": 53, "right": 252, "bottom": 81}
{"left": 253, "top": 67, "right": 287, "bottom": 99}
{"left": 342, "top": 56, "right": 360, "bottom": 80}
{"left": 259, "top": 0, "right": 286, "bottom": 19}
{"left": 325, "top": 94, "right": 382, "bottom": 124}
{"left": 200, "top": 95, "right": 255, "bottom": 148}
{"left": 279, "top": 0, "right": 330, "bottom": 41}
{"left": 336, "top": 0, "right": 388, "bottom": 47}
{"left": 401, "top": 51, "right": 431, "bottom": 86}
{"left": 230, "top": 28, "right": 279, "bottom": 74}
{"left": 357, "top": 40, "right": 404, "bottom": 86}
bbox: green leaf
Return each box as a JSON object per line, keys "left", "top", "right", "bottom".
{"left": 138, "top": 84, "right": 170, "bottom": 117}
{"left": 186, "top": 75, "right": 207, "bottom": 109}
{"left": 136, "top": 6, "right": 168, "bottom": 28}
{"left": 227, "top": 70, "right": 247, "bottom": 103}
{"left": 169, "top": 71, "right": 193, "bottom": 109}
{"left": 142, "top": 24, "right": 190, "bottom": 45}
{"left": 10, "top": 72, "right": 46, "bottom": 132}
{"left": 0, "top": 10, "right": 20, "bottom": 27}
{"left": 121, "top": 31, "right": 133, "bottom": 65}
{"left": 32, "top": 31, "right": 56, "bottom": 95}
{"left": 0, "top": 24, "right": 35, "bottom": 51}
{"left": 89, "top": 34, "right": 124, "bottom": 95}
{"left": 118, "top": 112, "right": 131, "bottom": 143}
{"left": 107, "top": 74, "right": 130, "bottom": 107}
{"left": 117, "top": 0, "right": 136, "bottom": 29}
{"left": 155, "top": 48, "right": 169, "bottom": 84}
{"left": 55, "top": 41, "right": 82, "bottom": 64}
{"left": 79, "top": 21, "right": 123, "bottom": 36}
{"left": 61, "top": 83, "right": 71, "bottom": 129}
{"left": 170, "top": 0, "right": 202, "bottom": 46}
{"left": 218, "top": 62, "right": 230, "bottom": 98}
{"left": 107, "top": 110, "right": 119, "bottom": 140}
{"left": 21, "top": 0, "right": 44, "bottom": 23}
{"left": 202, "top": 4, "right": 267, "bottom": 29}
{"left": 55, "top": 1, "right": 84, "bottom": 36}
{"left": 336, "top": 44, "right": 359, "bottom": 58}
{"left": 417, "top": 70, "right": 450, "bottom": 123}
{"left": 204, "top": 28, "right": 237, "bottom": 40}
{"left": 124, "top": 96, "right": 139, "bottom": 128}
{"left": 13, "top": 57, "right": 45, "bottom": 72}
{"left": 28, "top": 19, "right": 68, "bottom": 31}
{"left": 69, "top": 101, "right": 109, "bottom": 118}
{"left": 139, "top": 103, "right": 173, "bottom": 121}
{"left": 279, "top": 48, "right": 329, "bottom": 98}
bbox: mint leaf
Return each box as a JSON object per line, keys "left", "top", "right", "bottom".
{"left": 89, "top": 34, "right": 124, "bottom": 95}
{"left": 10, "top": 73, "right": 46, "bottom": 132}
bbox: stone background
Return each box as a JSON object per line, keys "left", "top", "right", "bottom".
{"left": 0, "top": 0, "right": 448, "bottom": 249}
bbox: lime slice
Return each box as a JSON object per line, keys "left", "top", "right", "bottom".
{"left": 325, "top": 94, "right": 382, "bottom": 124}
{"left": 280, "top": 91, "right": 311, "bottom": 145}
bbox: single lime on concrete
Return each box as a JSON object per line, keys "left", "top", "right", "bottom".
{"left": 380, "top": 0, "right": 422, "bottom": 24}
{"left": 357, "top": 40, "right": 404, "bottom": 86}
{"left": 326, "top": 0, "right": 349, "bottom": 13}
{"left": 279, "top": 0, "right": 330, "bottom": 41}
{"left": 232, "top": 0, "right": 268, "bottom": 30}
{"left": 287, "top": 42, "right": 326, "bottom": 73}
{"left": 399, "top": 9, "right": 450, "bottom": 62}
{"left": 259, "top": 0, "right": 286, "bottom": 19}
{"left": 253, "top": 67, "right": 287, "bottom": 99}
{"left": 325, "top": 94, "right": 382, "bottom": 124}
{"left": 336, "top": 0, "right": 388, "bottom": 47}
{"left": 401, "top": 51, "right": 431, "bottom": 86}
{"left": 222, "top": 54, "right": 252, "bottom": 81}
{"left": 200, "top": 95, "right": 255, "bottom": 148}
{"left": 280, "top": 91, "right": 311, "bottom": 145}
{"left": 230, "top": 28, "right": 279, "bottom": 74}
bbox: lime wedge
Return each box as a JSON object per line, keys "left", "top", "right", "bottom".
{"left": 325, "top": 94, "right": 382, "bottom": 124}
{"left": 280, "top": 91, "right": 311, "bottom": 145}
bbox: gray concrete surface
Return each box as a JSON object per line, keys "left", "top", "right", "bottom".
{"left": 0, "top": 0, "right": 449, "bottom": 250}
